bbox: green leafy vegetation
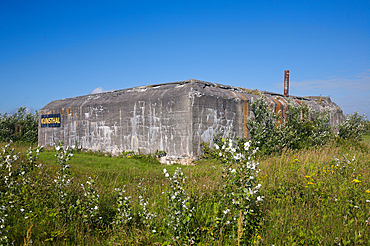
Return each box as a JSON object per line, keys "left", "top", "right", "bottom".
{"left": 257, "top": 143, "right": 370, "bottom": 245}
{"left": 1, "top": 102, "right": 369, "bottom": 245}
{"left": 0, "top": 107, "right": 38, "bottom": 144}
{"left": 247, "top": 97, "right": 368, "bottom": 155}
{"left": 338, "top": 111, "right": 368, "bottom": 142}
{"left": 2, "top": 138, "right": 369, "bottom": 245}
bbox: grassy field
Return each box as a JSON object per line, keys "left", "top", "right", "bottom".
{"left": 257, "top": 137, "right": 370, "bottom": 245}
{"left": 1, "top": 135, "right": 370, "bottom": 245}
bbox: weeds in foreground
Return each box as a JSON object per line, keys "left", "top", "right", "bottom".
{"left": 163, "top": 167, "right": 195, "bottom": 243}
{"left": 258, "top": 144, "right": 370, "bottom": 245}
{"left": 1, "top": 137, "right": 263, "bottom": 245}
{"left": 1, "top": 138, "right": 370, "bottom": 245}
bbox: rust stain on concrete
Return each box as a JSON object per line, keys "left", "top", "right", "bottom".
{"left": 270, "top": 97, "right": 283, "bottom": 125}
{"left": 236, "top": 92, "right": 249, "bottom": 138}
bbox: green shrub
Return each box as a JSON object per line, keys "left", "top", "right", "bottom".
{"left": 247, "top": 97, "right": 280, "bottom": 155}
{"left": 247, "top": 97, "right": 333, "bottom": 154}
{"left": 280, "top": 102, "right": 332, "bottom": 150}
{"left": 338, "top": 111, "right": 367, "bottom": 142}
{"left": 0, "top": 107, "right": 38, "bottom": 144}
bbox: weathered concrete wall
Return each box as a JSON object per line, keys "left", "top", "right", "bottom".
{"left": 189, "top": 83, "right": 258, "bottom": 156}
{"left": 39, "top": 83, "right": 194, "bottom": 158}
{"left": 39, "top": 79, "right": 345, "bottom": 160}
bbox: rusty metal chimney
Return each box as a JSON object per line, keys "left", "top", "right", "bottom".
{"left": 284, "top": 70, "right": 289, "bottom": 96}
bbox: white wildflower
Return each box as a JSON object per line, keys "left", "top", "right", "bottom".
{"left": 244, "top": 141, "right": 250, "bottom": 150}
{"left": 256, "top": 196, "right": 264, "bottom": 202}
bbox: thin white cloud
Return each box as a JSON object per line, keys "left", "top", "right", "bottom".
{"left": 293, "top": 74, "right": 370, "bottom": 94}
{"left": 89, "top": 87, "right": 115, "bottom": 94}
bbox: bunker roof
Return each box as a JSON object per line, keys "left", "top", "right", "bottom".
{"left": 41, "top": 79, "right": 329, "bottom": 111}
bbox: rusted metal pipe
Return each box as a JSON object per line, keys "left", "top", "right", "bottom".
{"left": 284, "top": 70, "right": 289, "bottom": 96}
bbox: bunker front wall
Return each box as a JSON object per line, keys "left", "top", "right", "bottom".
{"left": 38, "top": 91, "right": 193, "bottom": 157}
{"left": 190, "top": 85, "right": 258, "bottom": 157}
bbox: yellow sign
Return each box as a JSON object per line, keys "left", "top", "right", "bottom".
{"left": 40, "top": 114, "right": 61, "bottom": 127}
{"left": 41, "top": 117, "right": 60, "bottom": 124}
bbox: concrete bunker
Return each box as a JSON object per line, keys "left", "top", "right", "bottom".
{"left": 38, "top": 79, "right": 345, "bottom": 162}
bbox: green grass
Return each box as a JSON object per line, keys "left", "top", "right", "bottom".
{"left": 31, "top": 149, "right": 224, "bottom": 245}
{"left": 257, "top": 141, "right": 370, "bottom": 245}
{"left": 363, "top": 133, "right": 370, "bottom": 145}
{"left": 2, "top": 138, "right": 370, "bottom": 245}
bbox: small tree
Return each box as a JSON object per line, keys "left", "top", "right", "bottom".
{"left": 247, "top": 97, "right": 280, "bottom": 155}
{"left": 280, "top": 103, "right": 332, "bottom": 149}
{"left": 0, "top": 107, "right": 38, "bottom": 143}
{"left": 247, "top": 97, "right": 333, "bottom": 154}
{"left": 338, "top": 111, "right": 367, "bottom": 142}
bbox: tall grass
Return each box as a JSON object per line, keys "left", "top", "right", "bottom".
{"left": 258, "top": 140, "right": 370, "bottom": 245}
{"left": 2, "top": 103, "right": 369, "bottom": 244}
{"left": 1, "top": 137, "right": 369, "bottom": 245}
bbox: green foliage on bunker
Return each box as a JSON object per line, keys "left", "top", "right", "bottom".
{"left": 246, "top": 97, "right": 368, "bottom": 156}
{"left": 0, "top": 107, "right": 38, "bottom": 144}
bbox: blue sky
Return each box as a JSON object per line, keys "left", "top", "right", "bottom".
{"left": 1, "top": 0, "right": 369, "bottom": 117}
